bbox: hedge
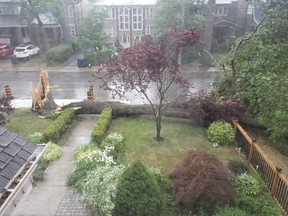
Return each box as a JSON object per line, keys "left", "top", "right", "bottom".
{"left": 45, "top": 43, "right": 74, "bottom": 64}
{"left": 91, "top": 107, "right": 112, "bottom": 144}
{"left": 42, "top": 108, "right": 76, "bottom": 143}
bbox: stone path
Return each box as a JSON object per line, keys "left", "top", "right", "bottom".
{"left": 12, "top": 115, "right": 98, "bottom": 216}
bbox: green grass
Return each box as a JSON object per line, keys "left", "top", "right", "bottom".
{"left": 4, "top": 109, "right": 53, "bottom": 137}
{"left": 109, "top": 115, "right": 244, "bottom": 175}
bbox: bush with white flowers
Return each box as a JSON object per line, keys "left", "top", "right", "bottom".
{"left": 82, "top": 165, "right": 125, "bottom": 216}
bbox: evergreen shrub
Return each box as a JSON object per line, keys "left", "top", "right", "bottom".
{"left": 207, "top": 121, "right": 235, "bottom": 145}
{"left": 45, "top": 43, "right": 74, "bottom": 64}
{"left": 113, "top": 160, "right": 162, "bottom": 216}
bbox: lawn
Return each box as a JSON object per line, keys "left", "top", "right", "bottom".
{"left": 4, "top": 109, "right": 53, "bottom": 137}
{"left": 109, "top": 115, "right": 244, "bottom": 175}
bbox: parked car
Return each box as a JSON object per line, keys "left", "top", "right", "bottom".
{"left": 0, "top": 44, "right": 15, "bottom": 57}
{"left": 14, "top": 44, "right": 40, "bottom": 59}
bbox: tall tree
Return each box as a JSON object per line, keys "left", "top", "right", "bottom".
{"left": 153, "top": 0, "right": 204, "bottom": 35}
{"left": 17, "top": 0, "right": 61, "bottom": 50}
{"left": 97, "top": 28, "right": 200, "bottom": 141}
{"left": 76, "top": 9, "right": 108, "bottom": 50}
{"left": 215, "top": 1, "right": 288, "bottom": 140}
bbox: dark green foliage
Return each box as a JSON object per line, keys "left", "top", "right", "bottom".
{"left": 228, "top": 160, "right": 249, "bottom": 175}
{"left": 170, "top": 150, "right": 235, "bottom": 214}
{"left": 42, "top": 108, "right": 76, "bottom": 143}
{"left": 215, "top": 207, "right": 250, "bottom": 216}
{"left": 113, "top": 160, "right": 162, "bottom": 216}
{"left": 236, "top": 193, "right": 282, "bottom": 216}
{"left": 181, "top": 47, "right": 200, "bottom": 64}
{"left": 91, "top": 107, "right": 112, "bottom": 144}
{"left": 45, "top": 43, "right": 74, "bottom": 64}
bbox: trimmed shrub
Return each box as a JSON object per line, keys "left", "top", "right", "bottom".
{"left": 27, "top": 132, "right": 43, "bottom": 144}
{"left": 234, "top": 173, "right": 260, "bottom": 196}
{"left": 45, "top": 43, "right": 74, "bottom": 64}
{"left": 82, "top": 165, "right": 125, "bottom": 216}
{"left": 91, "top": 107, "right": 112, "bottom": 144}
{"left": 113, "top": 160, "right": 162, "bottom": 216}
{"left": 42, "top": 142, "right": 62, "bottom": 163}
{"left": 42, "top": 108, "right": 76, "bottom": 143}
{"left": 207, "top": 121, "right": 235, "bottom": 145}
{"left": 228, "top": 160, "right": 249, "bottom": 175}
{"left": 170, "top": 150, "right": 235, "bottom": 214}
{"left": 215, "top": 207, "right": 250, "bottom": 216}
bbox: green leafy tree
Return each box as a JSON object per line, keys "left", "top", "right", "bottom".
{"left": 113, "top": 160, "right": 162, "bottom": 216}
{"left": 77, "top": 9, "right": 108, "bottom": 50}
{"left": 153, "top": 0, "right": 204, "bottom": 35}
{"left": 215, "top": 1, "right": 288, "bottom": 141}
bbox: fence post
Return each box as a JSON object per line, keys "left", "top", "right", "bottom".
{"left": 248, "top": 138, "right": 256, "bottom": 164}
{"left": 271, "top": 167, "right": 282, "bottom": 197}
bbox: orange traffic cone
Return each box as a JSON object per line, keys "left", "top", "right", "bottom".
{"left": 4, "top": 85, "right": 13, "bottom": 99}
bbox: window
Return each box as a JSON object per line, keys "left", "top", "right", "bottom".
{"left": 68, "top": 5, "right": 74, "bottom": 18}
{"left": 146, "top": 26, "right": 151, "bottom": 35}
{"left": 104, "top": 27, "right": 115, "bottom": 37}
{"left": 107, "top": 8, "right": 116, "bottom": 19}
{"left": 122, "top": 34, "right": 130, "bottom": 43}
{"left": 145, "top": 7, "right": 153, "bottom": 18}
{"left": 45, "top": 28, "right": 54, "bottom": 39}
{"left": 213, "top": 7, "right": 228, "bottom": 16}
{"left": 119, "top": 8, "right": 129, "bottom": 30}
{"left": 132, "top": 8, "right": 142, "bottom": 30}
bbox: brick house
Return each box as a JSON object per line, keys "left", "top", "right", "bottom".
{"left": 90, "top": 0, "right": 157, "bottom": 48}
{"left": 0, "top": 0, "right": 30, "bottom": 46}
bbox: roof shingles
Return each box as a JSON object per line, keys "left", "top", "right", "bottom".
{"left": 0, "top": 126, "right": 36, "bottom": 193}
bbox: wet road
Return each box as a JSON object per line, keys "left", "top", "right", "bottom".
{"left": 0, "top": 70, "right": 216, "bottom": 103}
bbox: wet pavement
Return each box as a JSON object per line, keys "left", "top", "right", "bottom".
{"left": 12, "top": 115, "right": 98, "bottom": 216}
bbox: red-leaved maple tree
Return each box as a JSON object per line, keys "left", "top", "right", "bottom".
{"left": 98, "top": 28, "right": 200, "bottom": 141}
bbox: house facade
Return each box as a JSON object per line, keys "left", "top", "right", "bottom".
{"left": 62, "top": 0, "right": 92, "bottom": 41}
{"left": 0, "top": 0, "right": 30, "bottom": 46}
{"left": 90, "top": 0, "right": 157, "bottom": 48}
{"left": 211, "top": 0, "right": 249, "bottom": 52}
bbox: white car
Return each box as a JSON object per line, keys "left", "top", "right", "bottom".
{"left": 14, "top": 44, "right": 40, "bottom": 59}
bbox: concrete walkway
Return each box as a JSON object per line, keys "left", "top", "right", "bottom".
{"left": 13, "top": 115, "right": 98, "bottom": 216}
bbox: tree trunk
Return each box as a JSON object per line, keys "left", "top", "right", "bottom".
{"left": 42, "top": 91, "right": 58, "bottom": 110}
{"left": 155, "top": 110, "right": 163, "bottom": 141}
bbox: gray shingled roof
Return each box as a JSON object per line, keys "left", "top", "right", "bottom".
{"left": 0, "top": 126, "right": 36, "bottom": 193}
{"left": 0, "top": 15, "right": 27, "bottom": 28}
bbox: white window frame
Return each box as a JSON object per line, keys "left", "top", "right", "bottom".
{"left": 214, "top": 7, "right": 228, "bottom": 16}
{"left": 104, "top": 27, "right": 115, "bottom": 37}
{"left": 132, "top": 8, "right": 143, "bottom": 30}
{"left": 145, "top": 7, "right": 153, "bottom": 18}
{"left": 145, "top": 25, "right": 151, "bottom": 35}
{"left": 68, "top": 5, "right": 74, "bottom": 18}
{"left": 107, "top": 7, "right": 116, "bottom": 19}
{"left": 122, "top": 34, "right": 130, "bottom": 43}
{"left": 119, "top": 8, "right": 130, "bottom": 30}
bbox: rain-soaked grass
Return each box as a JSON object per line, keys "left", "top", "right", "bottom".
{"left": 4, "top": 108, "right": 53, "bottom": 137}
{"left": 109, "top": 115, "right": 244, "bottom": 175}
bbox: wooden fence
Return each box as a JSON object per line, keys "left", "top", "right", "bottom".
{"left": 233, "top": 120, "right": 288, "bottom": 215}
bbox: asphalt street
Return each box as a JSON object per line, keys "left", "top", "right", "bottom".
{"left": 0, "top": 57, "right": 217, "bottom": 106}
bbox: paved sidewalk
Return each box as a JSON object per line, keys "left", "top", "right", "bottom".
{"left": 12, "top": 115, "right": 98, "bottom": 216}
